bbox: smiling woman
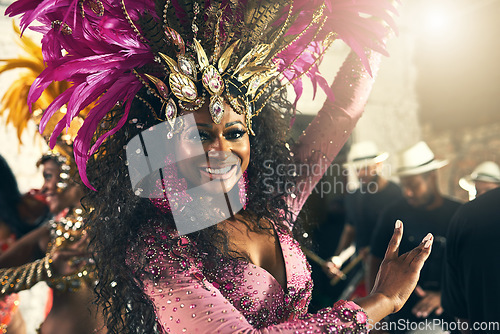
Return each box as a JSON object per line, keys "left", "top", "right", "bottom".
{"left": 175, "top": 102, "right": 250, "bottom": 194}
{"left": 6, "top": 0, "right": 436, "bottom": 333}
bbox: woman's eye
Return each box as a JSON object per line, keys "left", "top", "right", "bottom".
{"left": 198, "top": 131, "right": 211, "bottom": 141}
{"left": 187, "top": 129, "right": 211, "bottom": 142}
{"left": 225, "top": 129, "right": 246, "bottom": 140}
{"left": 43, "top": 173, "right": 53, "bottom": 181}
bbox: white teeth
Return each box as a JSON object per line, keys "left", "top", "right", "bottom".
{"left": 204, "top": 166, "right": 232, "bottom": 175}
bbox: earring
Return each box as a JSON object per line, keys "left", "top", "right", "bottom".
{"left": 238, "top": 169, "right": 248, "bottom": 210}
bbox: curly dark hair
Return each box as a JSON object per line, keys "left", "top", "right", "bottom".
{"left": 83, "top": 84, "right": 305, "bottom": 333}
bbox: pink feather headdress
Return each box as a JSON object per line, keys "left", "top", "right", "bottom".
{"left": 6, "top": 0, "right": 397, "bottom": 189}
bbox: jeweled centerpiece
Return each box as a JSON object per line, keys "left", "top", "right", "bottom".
{"left": 209, "top": 96, "right": 224, "bottom": 124}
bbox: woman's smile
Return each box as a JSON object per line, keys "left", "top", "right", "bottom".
{"left": 199, "top": 164, "right": 238, "bottom": 180}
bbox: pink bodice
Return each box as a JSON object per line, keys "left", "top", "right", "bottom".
{"left": 144, "top": 223, "right": 368, "bottom": 333}
{"left": 144, "top": 50, "right": 381, "bottom": 333}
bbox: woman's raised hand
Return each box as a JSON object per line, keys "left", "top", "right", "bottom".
{"left": 371, "top": 220, "right": 433, "bottom": 314}
{"left": 355, "top": 220, "right": 433, "bottom": 323}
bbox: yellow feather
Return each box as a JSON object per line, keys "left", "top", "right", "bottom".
{"left": 0, "top": 24, "right": 62, "bottom": 144}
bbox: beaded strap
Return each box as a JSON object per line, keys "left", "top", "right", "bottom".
{"left": 0, "top": 256, "right": 51, "bottom": 295}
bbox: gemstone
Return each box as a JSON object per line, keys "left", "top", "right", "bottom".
{"left": 179, "top": 58, "right": 193, "bottom": 76}
{"left": 209, "top": 78, "right": 220, "bottom": 91}
{"left": 251, "top": 77, "right": 261, "bottom": 89}
{"left": 224, "top": 281, "right": 234, "bottom": 291}
{"left": 181, "top": 86, "right": 197, "bottom": 100}
{"left": 88, "top": 0, "right": 104, "bottom": 16}
{"left": 259, "top": 308, "right": 269, "bottom": 319}
{"left": 343, "top": 309, "right": 352, "bottom": 317}
{"left": 158, "top": 81, "right": 168, "bottom": 93}
{"left": 339, "top": 308, "right": 354, "bottom": 321}
{"left": 192, "top": 272, "right": 204, "bottom": 281}
{"left": 166, "top": 99, "right": 177, "bottom": 120}
{"left": 178, "top": 237, "right": 189, "bottom": 247}
{"left": 356, "top": 310, "right": 368, "bottom": 324}
{"left": 150, "top": 265, "right": 160, "bottom": 277}
{"left": 209, "top": 97, "right": 224, "bottom": 124}
{"left": 276, "top": 306, "right": 284, "bottom": 318}
{"left": 213, "top": 101, "right": 223, "bottom": 115}
{"left": 239, "top": 296, "right": 254, "bottom": 310}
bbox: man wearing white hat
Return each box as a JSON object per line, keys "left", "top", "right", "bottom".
{"left": 459, "top": 161, "right": 500, "bottom": 199}
{"left": 324, "top": 141, "right": 402, "bottom": 288}
{"left": 367, "top": 141, "right": 461, "bottom": 333}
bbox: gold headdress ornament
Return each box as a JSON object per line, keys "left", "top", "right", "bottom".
{"left": 6, "top": 0, "right": 397, "bottom": 188}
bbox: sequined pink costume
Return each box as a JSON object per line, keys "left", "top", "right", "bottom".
{"left": 143, "top": 51, "right": 381, "bottom": 333}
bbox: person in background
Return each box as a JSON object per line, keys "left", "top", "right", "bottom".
{"left": 323, "top": 141, "right": 402, "bottom": 297}
{"left": 0, "top": 155, "right": 28, "bottom": 334}
{"left": 459, "top": 161, "right": 500, "bottom": 200}
{"left": 0, "top": 155, "right": 49, "bottom": 241}
{"left": 368, "top": 141, "right": 461, "bottom": 333}
{"left": 0, "top": 25, "right": 105, "bottom": 333}
{"left": 0, "top": 154, "right": 23, "bottom": 250}
{"left": 442, "top": 187, "right": 500, "bottom": 332}
{"left": 0, "top": 150, "right": 105, "bottom": 334}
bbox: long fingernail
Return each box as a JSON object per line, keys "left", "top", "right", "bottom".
{"left": 395, "top": 220, "right": 402, "bottom": 229}
{"left": 423, "top": 234, "right": 433, "bottom": 248}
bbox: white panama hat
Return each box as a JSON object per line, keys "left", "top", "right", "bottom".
{"left": 343, "top": 141, "right": 389, "bottom": 169}
{"left": 459, "top": 161, "right": 500, "bottom": 191}
{"left": 395, "top": 141, "right": 448, "bottom": 177}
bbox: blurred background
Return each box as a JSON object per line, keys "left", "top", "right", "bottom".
{"left": 1, "top": 0, "right": 499, "bottom": 329}
{"left": 293, "top": 0, "right": 500, "bottom": 203}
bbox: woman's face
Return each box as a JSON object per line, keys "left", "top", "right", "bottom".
{"left": 175, "top": 102, "right": 250, "bottom": 194}
{"left": 40, "top": 159, "right": 61, "bottom": 213}
{"left": 40, "top": 159, "right": 83, "bottom": 214}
